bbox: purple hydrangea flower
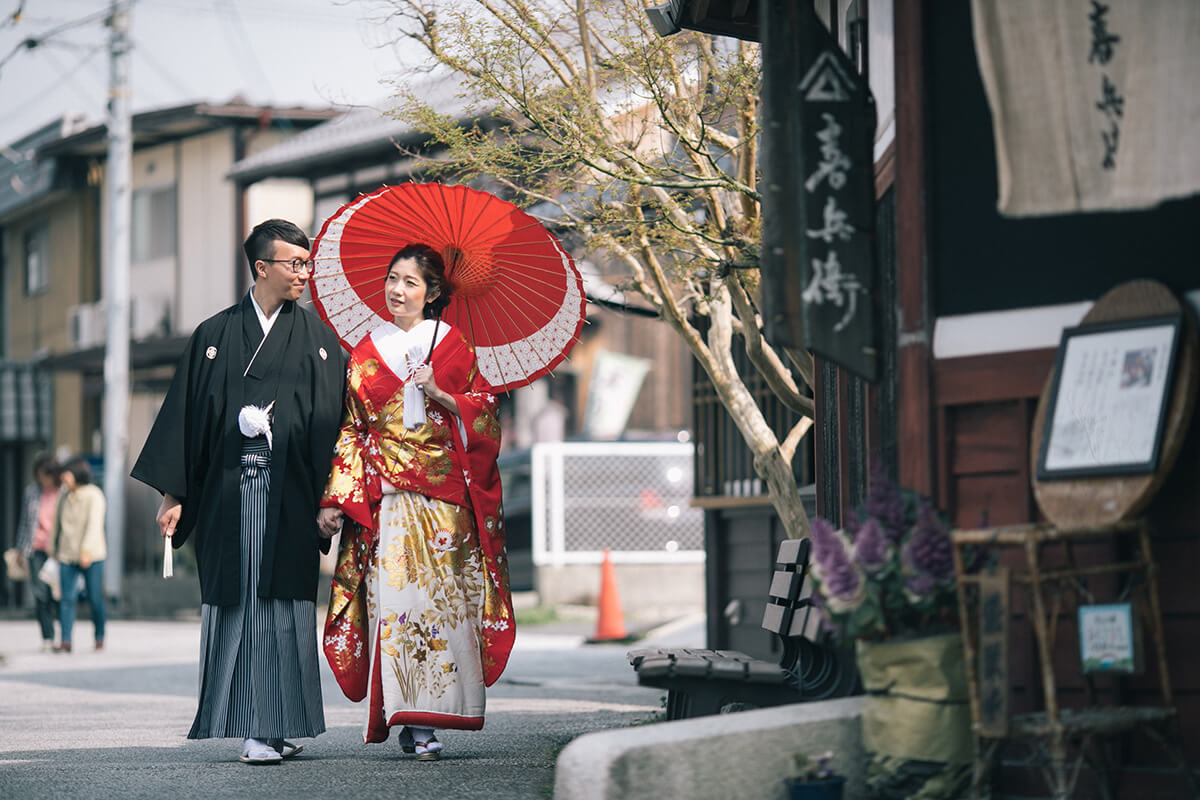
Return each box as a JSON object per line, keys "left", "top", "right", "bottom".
{"left": 865, "top": 458, "right": 906, "bottom": 541}
{"left": 809, "top": 517, "right": 842, "bottom": 568}
{"left": 902, "top": 501, "right": 955, "bottom": 583}
{"left": 853, "top": 517, "right": 893, "bottom": 574}
{"left": 824, "top": 556, "right": 862, "bottom": 604}
{"left": 810, "top": 518, "right": 865, "bottom": 611}
{"left": 904, "top": 571, "right": 936, "bottom": 600}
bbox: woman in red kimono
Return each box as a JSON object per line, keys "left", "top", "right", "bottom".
{"left": 318, "top": 244, "right": 514, "bottom": 761}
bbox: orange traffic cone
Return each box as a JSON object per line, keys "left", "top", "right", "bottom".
{"left": 591, "top": 548, "right": 628, "bottom": 641}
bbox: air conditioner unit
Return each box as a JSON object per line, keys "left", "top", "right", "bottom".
{"left": 131, "top": 295, "right": 171, "bottom": 340}
{"left": 67, "top": 302, "right": 105, "bottom": 349}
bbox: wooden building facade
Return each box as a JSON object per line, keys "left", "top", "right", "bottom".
{"left": 681, "top": 0, "right": 1199, "bottom": 793}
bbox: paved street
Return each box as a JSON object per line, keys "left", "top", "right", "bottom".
{"left": 0, "top": 615, "right": 697, "bottom": 799}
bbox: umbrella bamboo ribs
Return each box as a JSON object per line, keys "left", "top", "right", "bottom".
{"left": 951, "top": 519, "right": 1195, "bottom": 800}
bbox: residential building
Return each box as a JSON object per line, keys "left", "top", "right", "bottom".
{"left": 0, "top": 101, "right": 337, "bottom": 610}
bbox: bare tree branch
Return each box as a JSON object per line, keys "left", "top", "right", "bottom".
{"left": 379, "top": 0, "right": 814, "bottom": 539}
{"left": 724, "top": 270, "right": 814, "bottom": 414}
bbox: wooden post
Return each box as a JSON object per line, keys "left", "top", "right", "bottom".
{"left": 893, "top": 0, "right": 936, "bottom": 499}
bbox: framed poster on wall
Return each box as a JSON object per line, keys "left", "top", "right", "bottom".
{"left": 1037, "top": 315, "right": 1182, "bottom": 480}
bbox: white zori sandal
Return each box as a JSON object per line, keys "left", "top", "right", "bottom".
{"left": 272, "top": 740, "right": 303, "bottom": 759}
{"left": 399, "top": 726, "right": 443, "bottom": 761}
{"left": 239, "top": 738, "right": 283, "bottom": 764}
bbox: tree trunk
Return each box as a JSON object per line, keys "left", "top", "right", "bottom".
{"left": 756, "top": 448, "right": 812, "bottom": 539}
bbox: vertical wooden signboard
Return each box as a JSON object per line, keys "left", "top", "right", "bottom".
{"left": 977, "top": 568, "right": 1010, "bottom": 737}
{"left": 761, "top": 0, "right": 878, "bottom": 380}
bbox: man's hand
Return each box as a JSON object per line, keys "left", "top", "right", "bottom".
{"left": 157, "top": 493, "right": 182, "bottom": 539}
{"left": 318, "top": 507, "right": 343, "bottom": 539}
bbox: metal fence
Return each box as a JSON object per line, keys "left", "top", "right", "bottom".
{"left": 531, "top": 441, "right": 705, "bottom": 566}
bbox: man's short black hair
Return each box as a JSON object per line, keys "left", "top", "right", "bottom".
{"left": 243, "top": 219, "right": 311, "bottom": 280}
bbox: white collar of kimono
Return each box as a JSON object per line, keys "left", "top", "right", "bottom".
{"left": 371, "top": 318, "right": 451, "bottom": 380}
{"left": 248, "top": 289, "right": 282, "bottom": 337}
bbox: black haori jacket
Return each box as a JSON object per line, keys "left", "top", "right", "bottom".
{"left": 132, "top": 294, "right": 348, "bottom": 606}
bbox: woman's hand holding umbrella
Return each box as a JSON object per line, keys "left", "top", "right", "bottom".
{"left": 412, "top": 363, "right": 459, "bottom": 417}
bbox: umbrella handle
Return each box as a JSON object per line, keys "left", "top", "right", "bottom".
{"left": 424, "top": 316, "right": 442, "bottom": 365}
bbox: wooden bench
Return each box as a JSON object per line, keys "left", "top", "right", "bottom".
{"left": 627, "top": 538, "right": 859, "bottom": 720}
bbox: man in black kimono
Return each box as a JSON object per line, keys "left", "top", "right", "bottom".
{"left": 132, "top": 219, "right": 347, "bottom": 764}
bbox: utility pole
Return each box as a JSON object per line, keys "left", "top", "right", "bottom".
{"left": 102, "top": 0, "right": 131, "bottom": 601}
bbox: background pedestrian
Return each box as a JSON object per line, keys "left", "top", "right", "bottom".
{"left": 14, "top": 453, "right": 61, "bottom": 652}
{"left": 49, "top": 456, "right": 106, "bottom": 653}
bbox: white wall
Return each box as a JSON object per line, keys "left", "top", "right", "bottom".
{"left": 246, "top": 178, "right": 315, "bottom": 237}
{"left": 177, "top": 131, "right": 238, "bottom": 331}
{"left": 128, "top": 141, "right": 178, "bottom": 339}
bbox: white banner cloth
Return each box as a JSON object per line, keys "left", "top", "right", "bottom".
{"left": 972, "top": 0, "right": 1200, "bottom": 216}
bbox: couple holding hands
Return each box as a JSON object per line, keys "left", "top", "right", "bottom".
{"left": 132, "top": 219, "right": 514, "bottom": 764}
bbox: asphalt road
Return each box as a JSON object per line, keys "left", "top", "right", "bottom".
{"left": 0, "top": 615, "right": 698, "bottom": 800}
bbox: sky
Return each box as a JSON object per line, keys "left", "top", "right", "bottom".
{"left": 0, "top": 0, "right": 423, "bottom": 147}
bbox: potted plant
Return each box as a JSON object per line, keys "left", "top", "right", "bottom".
{"left": 785, "top": 751, "right": 845, "bottom": 800}
{"left": 807, "top": 460, "right": 974, "bottom": 800}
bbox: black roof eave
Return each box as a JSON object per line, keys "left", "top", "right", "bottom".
{"left": 37, "top": 103, "right": 339, "bottom": 159}
{"left": 228, "top": 136, "right": 424, "bottom": 184}
{"left": 40, "top": 335, "right": 190, "bottom": 373}
{"left": 227, "top": 111, "right": 502, "bottom": 184}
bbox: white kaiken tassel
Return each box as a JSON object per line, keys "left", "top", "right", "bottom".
{"left": 402, "top": 345, "right": 428, "bottom": 430}
{"left": 403, "top": 381, "right": 426, "bottom": 429}
{"left": 162, "top": 533, "right": 174, "bottom": 578}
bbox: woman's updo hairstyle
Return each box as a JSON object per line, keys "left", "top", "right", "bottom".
{"left": 390, "top": 243, "right": 453, "bottom": 319}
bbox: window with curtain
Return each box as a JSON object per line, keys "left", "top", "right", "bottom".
{"left": 131, "top": 184, "right": 177, "bottom": 263}
{"left": 23, "top": 221, "right": 49, "bottom": 297}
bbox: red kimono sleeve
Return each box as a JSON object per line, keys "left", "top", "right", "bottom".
{"left": 321, "top": 363, "right": 379, "bottom": 531}
{"left": 449, "top": 363, "right": 515, "bottom": 687}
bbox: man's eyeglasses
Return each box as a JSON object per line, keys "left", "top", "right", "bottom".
{"left": 263, "top": 258, "right": 315, "bottom": 274}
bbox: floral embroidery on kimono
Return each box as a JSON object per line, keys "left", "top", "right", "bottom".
{"left": 320, "top": 321, "right": 513, "bottom": 740}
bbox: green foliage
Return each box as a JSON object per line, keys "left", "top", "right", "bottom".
{"left": 383, "top": 0, "right": 764, "bottom": 294}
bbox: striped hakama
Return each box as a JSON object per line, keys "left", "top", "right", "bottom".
{"left": 188, "top": 436, "right": 325, "bottom": 740}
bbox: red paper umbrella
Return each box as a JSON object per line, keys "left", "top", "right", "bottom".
{"left": 310, "top": 183, "right": 586, "bottom": 392}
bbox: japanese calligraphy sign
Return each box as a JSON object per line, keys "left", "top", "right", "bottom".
{"left": 976, "top": 568, "right": 1010, "bottom": 737}
{"left": 1087, "top": 1, "right": 1123, "bottom": 171}
{"left": 972, "top": 0, "right": 1200, "bottom": 215}
{"left": 760, "top": 1, "right": 878, "bottom": 380}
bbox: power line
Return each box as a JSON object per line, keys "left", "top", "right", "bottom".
{"left": 135, "top": 0, "right": 354, "bottom": 25}
{"left": 33, "top": 42, "right": 105, "bottom": 107}
{"left": 1, "top": 1, "right": 25, "bottom": 29}
{"left": 130, "top": 33, "right": 194, "bottom": 98}
{"left": 0, "top": 5, "right": 109, "bottom": 74}
{"left": 213, "top": 0, "right": 275, "bottom": 97}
